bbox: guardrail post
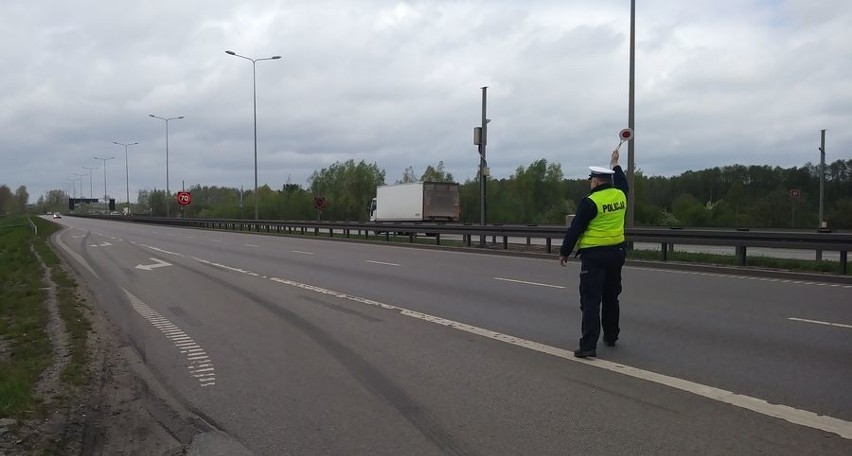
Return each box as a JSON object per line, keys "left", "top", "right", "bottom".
{"left": 435, "top": 233, "right": 441, "bottom": 245}
{"left": 465, "top": 235, "right": 471, "bottom": 247}
{"left": 503, "top": 236, "right": 508, "bottom": 250}
{"left": 409, "top": 233, "right": 415, "bottom": 243}
{"left": 385, "top": 232, "right": 390, "bottom": 242}
{"left": 661, "top": 242, "right": 668, "bottom": 261}
{"left": 329, "top": 228, "right": 334, "bottom": 238}
{"left": 735, "top": 245, "right": 747, "bottom": 265}
{"left": 841, "top": 251, "right": 848, "bottom": 275}
{"left": 314, "top": 227, "right": 319, "bottom": 236}
{"left": 546, "top": 238, "right": 552, "bottom": 254}
{"left": 492, "top": 235, "right": 497, "bottom": 245}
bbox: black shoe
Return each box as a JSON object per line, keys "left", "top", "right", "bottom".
{"left": 573, "top": 348, "right": 596, "bottom": 358}
{"left": 604, "top": 339, "right": 617, "bottom": 347}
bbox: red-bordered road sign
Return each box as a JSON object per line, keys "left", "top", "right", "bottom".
{"left": 313, "top": 197, "right": 326, "bottom": 210}
{"left": 790, "top": 188, "right": 801, "bottom": 199}
{"left": 177, "top": 191, "right": 192, "bottom": 206}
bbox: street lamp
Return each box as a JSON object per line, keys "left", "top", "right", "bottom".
{"left": 113, "top": 141, "right": 138, "bottom": 214}
{"left": 71, "top": 175, "right": 84, "bottom": 199}
{"left": 67, "top": 179, "right": 77, "bottom": 200}
{"left": 93, "top": 156, "right": 115, "bottom": 212}
{"left": 225, "top": 49, "right": 282, "bottom": 220}
{"left": 626, "top": 0, "right": 636, "bottom": 227}
{"left": 82, "top": 166, "right": 98, "bottom": 199}
{"left": 149, "top": 114, "right": 184, "bottom": 217}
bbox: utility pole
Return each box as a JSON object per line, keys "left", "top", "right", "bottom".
{"left": 817, "top": 129, "right": 827, "bottom": 261}
{"left": 473, "top": 87, "right": 490, "bottom": 247}
{"left": 626, "top": 0, "right": 636, "bottom": 227}
{"left": 819, "top": 129, "right": 826, "bottom": 228}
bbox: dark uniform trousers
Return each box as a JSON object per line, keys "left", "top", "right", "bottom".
{"left": 578, "top": 247, "right": 626, "bottom": 350}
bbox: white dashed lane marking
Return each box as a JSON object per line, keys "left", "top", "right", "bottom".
{"left": 123, "top": 288, "right": 216, "bottom": 387}
{"left": 494, "top": 277, "right": 565, "bottom": 289}
{"left": 365, "top": 260, "right": 401, "bottom": 267}
{"left": 788, "top": 317, "right": 852, "bottom": 330}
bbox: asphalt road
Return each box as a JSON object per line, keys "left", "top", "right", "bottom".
{"left": 50, "top": 216, "right": 852, "bottom": 455}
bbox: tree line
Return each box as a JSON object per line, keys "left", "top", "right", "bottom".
{"left": 14, "top": 158, "right": 852, "bottom": 229}
{"left": 0, "top": 185, "right": 29, "bottom": 216}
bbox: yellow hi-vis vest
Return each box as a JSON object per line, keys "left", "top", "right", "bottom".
{"left": 578, "top": 187, "right": 627, "bottom": 249}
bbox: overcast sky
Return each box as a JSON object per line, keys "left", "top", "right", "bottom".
{"left": 1, "top": 0, "right": 850, "bottom": 204}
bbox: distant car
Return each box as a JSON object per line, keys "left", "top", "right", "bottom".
{"left": 53, "top": 213, "right": 62, "bottom": 219}
{"left": 109, "top": 211, "right": 121, "bottom": 216}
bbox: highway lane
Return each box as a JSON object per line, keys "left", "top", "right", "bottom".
{"left": 49, "top": 217, "right": 852, "bottom": 455}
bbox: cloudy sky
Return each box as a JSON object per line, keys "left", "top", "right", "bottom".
{"left": 1, "top": 0, "right": 850, "bottom": 204}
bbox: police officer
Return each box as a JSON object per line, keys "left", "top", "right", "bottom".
{"left": 559, "top": 149, "right": 628, "bottom": 358}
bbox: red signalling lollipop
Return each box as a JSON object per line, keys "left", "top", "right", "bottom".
{"left": 615, "top": 128, "right": 633, "bottom": 151}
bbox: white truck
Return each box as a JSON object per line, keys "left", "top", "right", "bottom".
{"left": 368, "top": 182, "right": 460, "bottom": 223}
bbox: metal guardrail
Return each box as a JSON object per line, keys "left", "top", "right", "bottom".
{"left": 81, "top": 215, "right": 852, "bottom": 274}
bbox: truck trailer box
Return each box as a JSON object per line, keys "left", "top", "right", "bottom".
{"left": 372, "top": 182, "right": 459, "bottom": 222}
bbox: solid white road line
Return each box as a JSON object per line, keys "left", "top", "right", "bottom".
{"left": 55, "top": 233, "right": 100, "bottom": 279}
{"left": 292, "top": 250, "right": 314, "bottom": 255}
{"left": 788, "top": 317, "right": 852, "bottom": 330}
{"left": 365, "top": 260, "right": 401, "bottom": 267}
{"left": 244, "top": 243, "right": 259, "bottom": 247}
{"left": 494, "top": 277, "right": 565, "bottom": 289}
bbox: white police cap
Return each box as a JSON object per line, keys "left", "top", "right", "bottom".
{"left": 588, "top": 166, "right": 615, "bottom": 179}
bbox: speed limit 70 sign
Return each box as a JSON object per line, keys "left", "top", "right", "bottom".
{"left": 177, "top": 191, "right": 192, "bottom": 206}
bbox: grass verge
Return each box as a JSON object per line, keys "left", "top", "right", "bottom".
{"left": 0, "top": 216, "right": 90, "bottom": 420}
{"left": 30, "top": 217, "right": 91, "bottom": 386}
{"left": 0, "top": 216, "right": 52, "bottom": 417}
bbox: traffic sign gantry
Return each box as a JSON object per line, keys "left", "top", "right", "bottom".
{"left": 177, "top": 191, "right": 192, "bottom": 206}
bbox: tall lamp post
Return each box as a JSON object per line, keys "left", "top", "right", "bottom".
{"left": 93, "top": 156, "right": 115, "bottom": 212}
{"left": 68, "top": 179, "right": 77, "bottom": 200}
{"left": 113, "top": 141, "right": 138, "bottom": 214}
{"left": 818, "top": 129, "right": 826, "bottom": 229}
{"left": 149, "top": 114, "right": 183, "bottom": 217}
{"left": 225, "top": 50, "right": 282, "bottom": 220}
{"left": 626, "top": 0, "right": 636, "bottom": 227}
{"left": 71, "top": 174, "right": 85, "bottom": 199}
{"left": 82, "top": 166, "right": 98, "bottom": 199}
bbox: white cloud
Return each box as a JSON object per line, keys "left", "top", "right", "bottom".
{"left": 0, "top": 0, "right": 850, "bottom": 203}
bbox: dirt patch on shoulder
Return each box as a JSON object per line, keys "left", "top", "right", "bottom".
{"left": 0, "top": 262, "right": 187, "bottom": 455}
{"left": 79, "top": 282, "right": 189, "bottom": 456}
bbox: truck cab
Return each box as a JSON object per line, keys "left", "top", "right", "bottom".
{"left": 368, "top": 198, "right": 378, "bottom": 222}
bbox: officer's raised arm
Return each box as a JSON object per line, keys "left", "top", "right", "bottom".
{"left": 611, "top": 149, "right": 629, "bottom": 195}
